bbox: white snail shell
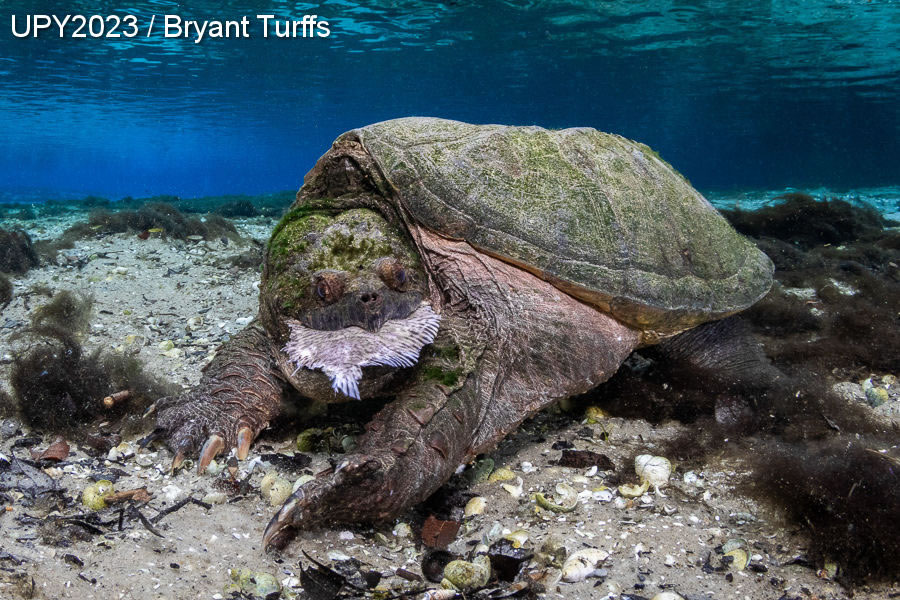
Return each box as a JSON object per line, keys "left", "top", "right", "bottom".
{"left": 635, "top": 454, "right": 672, "bottom": 488}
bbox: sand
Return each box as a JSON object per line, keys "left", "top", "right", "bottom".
{"left": 0, "top": 216, "right": 896, "bottom": 599}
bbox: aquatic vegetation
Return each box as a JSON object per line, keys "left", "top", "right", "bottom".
{"left": 34, "top": 201, "right": 244, "bottom": 261}
{"left": 214, "top": 198, "right": 259, "bottom": 217}
{"left": 723, "top": 193, "right": 895, "bottom": 250}
{"left": 746, "top": 440, "right": 900, "bottom": 581}
{"left": 0, "top": 273, "right": 11, "bottom": 309}
{"left": 742, "top": 213, "right": 899, "bottom": 374}
{"left": 173, "top": 191, "right": 293, "bottom": 217}
{"left": 30, "top": 289, "right": 94, "bottom": 343}
{"left": 83, "top": 202, "right": 241, "bottom": 241}
{"left": 0, "top": 228, "right": 40, "bottom": 274}
{"left": 588, "top": 196, "right": 900, "bottom": 582}
{"left": 4, "top": 291, "right": 177, "bottom": 432}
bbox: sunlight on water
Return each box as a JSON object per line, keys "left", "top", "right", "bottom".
{"left": 1, "top": 1, "right": 898, "bottom": 200}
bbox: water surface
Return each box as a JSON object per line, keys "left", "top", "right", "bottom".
{"left": 1, "top": 1, "right": 898, "bottom": 201}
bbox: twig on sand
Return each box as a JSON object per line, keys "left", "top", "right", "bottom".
{"left": 129, "top": 504, "right": 164, "bottom": 538}
{"left": 151, "top": 496, "right": 212, "bottom": 524}
{"left": 103, "top": 390, "right": 131, "bottom": 409}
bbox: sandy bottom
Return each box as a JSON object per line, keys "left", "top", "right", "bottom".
{"left": 0, "top": 221, "right": 896, "bottom": 599}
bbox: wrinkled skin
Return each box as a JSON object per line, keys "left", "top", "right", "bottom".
{"left": 153, "top": 207, "right": 641, "bottom": 548}
{"left": 153, "top": 118, "right": 773, "bottom": 550}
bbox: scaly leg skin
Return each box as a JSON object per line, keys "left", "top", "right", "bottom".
{"left": 153, "top": 320, "right": 286, "bottom": 472}
{"left": 263, "top": 230, "right": 640, "bottom": 548}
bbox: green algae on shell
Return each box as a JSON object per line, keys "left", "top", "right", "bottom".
{"left": 441, "top": 554, "right": 491, "bottom": 590}
{"left": 224, "top": 568, "right": 281, "bottom": 597}
{"left": 82, "top": 480, "right": 115, "bottom": 510}
{"left": 721, "top": 538, "right": 750, "bottom": 571}
{"left": 302, "top": 117, "right": 774, "bottom": 337}
{"left": 534, "top": 482, "right": 578, "bottom": 512}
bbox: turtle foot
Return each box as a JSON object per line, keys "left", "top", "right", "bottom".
{"left": 153, "top": 387, "right": 275, "bottom": 473}
{"left": 263, "top": 453, "right": 399, "bottom": 550}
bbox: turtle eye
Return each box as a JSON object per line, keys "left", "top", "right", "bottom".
{"left": 312, "top": 272, "right": 344, "bottom": 304}
{"left": 377, "top": 258, "right": 408, "bottom": 291}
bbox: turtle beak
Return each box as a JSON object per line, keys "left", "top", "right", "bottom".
{"left": 301, "top": 289, "right": 424, "bottom": 333}
{"left": 356, "top": 288, "right": 387, "bottom": 332}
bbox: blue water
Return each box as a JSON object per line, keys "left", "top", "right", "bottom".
{"left": 1, "top": 1, "right": 899, "bottom": 202}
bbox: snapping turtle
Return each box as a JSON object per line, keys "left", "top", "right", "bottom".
{"left": 153, "top": 117, "right": 773, "bottom": 548}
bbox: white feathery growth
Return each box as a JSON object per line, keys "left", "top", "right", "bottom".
{"left": 283, "top": 303, "right": 441, "bottom": 399}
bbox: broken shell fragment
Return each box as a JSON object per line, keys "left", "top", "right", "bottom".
{"left": 536, "top": 537, "right": 567, "bottom": 568}
{"left": 651, "top": 593, "right": 686, "bottom": 600}
{"left": 561, "top": 548, "right": 610, "bottom": 582}
{"left": 422, "top": 590, "right": 458, "bottom": 600}
{"left": 617, "top": 481, "right": 650, "bottom": 498}
{"left": 501, "top": 477, "right": 523, "bottom": 498}
{"left": 135, "top": 453, "right": 154, "bottom": 467}
{"left": 82, "top": 480, "right": 115, "bottom": 510}
{"left": 442, "top": 554, "right": 491, "bottom": 590}
{"left": 107, "top": 441, "right": 135, "bottom": 462}
{"left": 202, "top": 491, "right": 227, "bottom": 505}
{"left": 503, "top": 529, "right": 529, "bottom": 548}
{"left": 722, "top": 538, "right": 750, "bottom": 571}
{"left": 464, "top": 496, "right": 486, "bottom": 517}
{"left": 260, "top": 472, "right": 292, "bottom": 506}
{"left": 534, "top": 482, "right": 578, "bottom": 513}
{"left": 393, "top": 522, "right": 413, "bottom": 538}
{"left": 340, "top": 434, "right": 357, "bottom": 453}
{"left": 635, "top": 454, "right": 671, "bottom": 495}
{"left": 205, "top": 459, "right": 224, "bottom": 476}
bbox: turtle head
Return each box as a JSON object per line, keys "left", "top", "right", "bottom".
{"left": 261, "top": 207, "right": 439, "bottom": 400}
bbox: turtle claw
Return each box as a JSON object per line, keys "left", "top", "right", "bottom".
{"left": 262, "top": 474, "right": 335, "bottom": 550}
{"left": 263, "top": 493, "right": 303, "bottom": 550}
{"left": 171, "top": 451, "right": 185, "bottom": 473}
{"left": 198, "top": 434, "right": 225, "bottom": 473}
{"left": 262, "top": 454, "right": 398, "bottom": 550}
{"left": 236, "top": 426, "right": 253, "bottom": 460}
{"left": 142, "top": 401, "right": 158, "bottom": 418}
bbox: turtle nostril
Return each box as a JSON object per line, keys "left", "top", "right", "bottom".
{"left": 361, "top": 292, "right": 379, "bottom": 304}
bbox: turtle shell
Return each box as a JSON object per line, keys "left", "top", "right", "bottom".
{"left": 299, "top": 117, "right": 773, "bottom": 337}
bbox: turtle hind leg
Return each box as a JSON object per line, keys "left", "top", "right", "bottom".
{"left": 651, "top": 316, "right": 786, "bottom": 390}
{"left": 644, "top": 316, "right": 793, "bottom": 432}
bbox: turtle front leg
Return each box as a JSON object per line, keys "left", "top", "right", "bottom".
{"left": 264, "top": 371, "right": 478, "bottom": 549}
{"left": 153, "top": 321, "right": 286, "bottom": 471}
{"left": 263, "top": 232, "right": 642, "bottom": 548}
